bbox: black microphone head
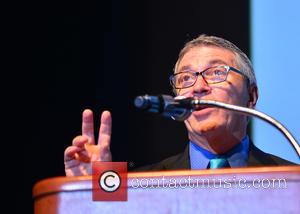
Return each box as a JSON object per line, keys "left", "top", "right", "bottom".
{"left": 134, "top": 95, "right": 150, "bottom": 109}
{"left": 134, "top": 94, "right": 192, "bottom": 120}
{"left": 134, "top": 95, "right": 164, "bottom": 113}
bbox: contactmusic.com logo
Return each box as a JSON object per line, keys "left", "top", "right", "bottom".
{"left": 92, "top": 162, "right": 128, "bottom": 201}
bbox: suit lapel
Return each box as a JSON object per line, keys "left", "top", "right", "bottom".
{"left": 162, "top": 145, "right": 191, "bottom": 170}
{"left": 247, "top": 141, "right": 295, "bottom": 166}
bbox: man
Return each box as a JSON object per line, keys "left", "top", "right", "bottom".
{"left": 64, "top": 35, "right": 295, "bottom": 176}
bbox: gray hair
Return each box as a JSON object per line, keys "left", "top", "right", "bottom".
{"left": 174, "top": 34, "right": 257, "bottom": 87}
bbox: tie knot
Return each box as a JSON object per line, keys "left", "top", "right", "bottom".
{"left": 209, "top": 158, "right": 230, "bottom": 169}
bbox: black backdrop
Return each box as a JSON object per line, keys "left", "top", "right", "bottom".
{"left": 20, "top": 0, "right": 250, "bottom": 213}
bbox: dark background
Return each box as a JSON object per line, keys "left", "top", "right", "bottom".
{"left": 17, "top": 0, "right": 250, "bottom": 213}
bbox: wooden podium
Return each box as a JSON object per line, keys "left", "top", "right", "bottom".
{"left": 33, "top": 166, "right": 300, "bottom": 214}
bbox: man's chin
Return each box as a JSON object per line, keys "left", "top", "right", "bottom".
{"left": 196, "top": 121, "right": 219, "bottom": 133}
{"left": 187, "top": 117, "right": 220, "bottom": 133}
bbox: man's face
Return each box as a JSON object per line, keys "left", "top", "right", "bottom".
{"left": 176, "top": 46, "right": 252, "bottom": 151}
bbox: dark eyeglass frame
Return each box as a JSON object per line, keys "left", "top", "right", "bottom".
{"left": 169, "top": 65, "right": 250, "bottom": 89}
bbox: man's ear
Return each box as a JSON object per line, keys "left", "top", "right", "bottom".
{"left": 248, "top": 84, "right": 258, "bottom": 108}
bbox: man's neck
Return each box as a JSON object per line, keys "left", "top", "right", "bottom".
{"left": 188, "top": 131, "right": 246, "bottom": 154}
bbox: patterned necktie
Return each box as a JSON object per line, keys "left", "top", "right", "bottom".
{"left": 208, "top": 158, "right": 230, "bottom": 169}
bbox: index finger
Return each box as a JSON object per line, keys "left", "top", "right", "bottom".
{"left": 82, "top": 109, "right": 95, "bottom": 145}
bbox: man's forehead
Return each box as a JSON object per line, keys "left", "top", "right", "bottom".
{"left": 178, "top": 46, "right": 237, "bottom": 69}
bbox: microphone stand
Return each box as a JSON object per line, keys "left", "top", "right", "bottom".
{"left": 191, "top": 99, "right": 300, "bottom": 158}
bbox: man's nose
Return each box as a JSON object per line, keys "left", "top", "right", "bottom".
{"left": 192, "top": 75, "right": 211, "bottom": 95}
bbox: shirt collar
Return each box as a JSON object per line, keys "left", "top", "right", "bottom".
{"left": 189, "top": 135, "right": 250, "bottom": 169}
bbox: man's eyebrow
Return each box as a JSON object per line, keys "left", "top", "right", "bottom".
{"left": 178, "top": 65, "right": 192, "bottom": 72}
{"left": 178, "top": 59, "right": 231, "bottom": 73}
{"left": 207, "top": 59, "right": 230, "bottom": 66}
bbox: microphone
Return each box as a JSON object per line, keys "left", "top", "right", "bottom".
{"left": 134, "top": 94, "right": 300, "bottom": 157}
{"left": 134, "top": 94, "right": 193, "bottom": 121}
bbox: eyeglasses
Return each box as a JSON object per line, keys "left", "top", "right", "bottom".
{"left": 169, "top": 65, "right": 249, "bottom": 89}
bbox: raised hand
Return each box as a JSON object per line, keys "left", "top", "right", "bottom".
{"left": 64, "top": 109, "right": 112, "bottom": 176}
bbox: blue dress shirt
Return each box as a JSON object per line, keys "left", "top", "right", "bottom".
{"left": 189, "top": 136, "right": 250, "bottom": 169}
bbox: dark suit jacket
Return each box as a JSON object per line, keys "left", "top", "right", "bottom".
{"left": 135, "top": 142, "right": 296, "bottom": 171}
